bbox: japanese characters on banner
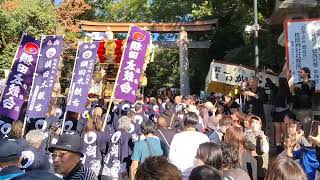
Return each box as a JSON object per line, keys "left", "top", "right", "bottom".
{"left": 66, "top": 41, "right": 99, "bottom": 113}
{"left": 0, "top": 34, "right": 40, "bottom": 120}
{"left": 285, "top": 19, "right": 320, "bottom": 91}
{"left": 207, "top": 61, "right": 278, "bottom": 90}
{"left": 114, "top": 26, "right": 151, "bottom": 103}
{"left": 27, "top": 36, "right": 64, "bottom": 118}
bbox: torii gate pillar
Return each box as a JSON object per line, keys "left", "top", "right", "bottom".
{"left": 178, "top": 27, "right": 190, "bottom": 96}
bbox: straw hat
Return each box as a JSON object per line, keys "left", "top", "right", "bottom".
{"left": 187, "top": 105, "right": 199, "bottom": 115}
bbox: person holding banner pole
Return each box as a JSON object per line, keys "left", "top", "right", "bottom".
{"left": 62, "top": 40, "right": 99, "bottom": 135}
{"left": 0, "top": 33, "right": 27, "bottom": 103}
{"left": 0, "top": 33, "right": 41, "bottom": 136}
{"left": 102, "top": 25, "right": 151, "bottom": 131}
{"left": 21, "top": 36, "right": 45, "bottom": 137}
{"left": 101, "top": 26, "right": 132, "bottom": 132}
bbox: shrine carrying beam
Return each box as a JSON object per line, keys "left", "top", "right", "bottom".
{"left": 79, "top": 19, "right": 218, "bottom": 32}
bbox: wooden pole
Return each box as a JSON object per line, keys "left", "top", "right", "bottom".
{"left": 21, "top": 35, "right": 45, "bottom": 137}
{"left": 253, "top": 0, "right": 259, "bottom": 76}
{"left": 102, "top": 25, "right": 133, "bottom": 132}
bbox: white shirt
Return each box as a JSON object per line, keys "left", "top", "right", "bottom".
{"left": 169, "top": 131, "right": 209, "bottom": 178}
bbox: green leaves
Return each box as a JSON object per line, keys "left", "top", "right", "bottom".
{"left": 192, "top": 1, "right": 213, "bottom": 19}
{"left": 145, "top": 48, "right": 180, "bottom": 94}
{"left": 102, "top": 0, "right": 152, "bottom": 22}
{"left": 0, "top": 0, "right": 56, "bottom": 69}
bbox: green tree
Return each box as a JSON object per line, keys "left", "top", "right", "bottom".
{"left": 0, "top": 0, "right": 56, "bottom": 70}
{"left": 145, "top": 48, "right": 180, "bottom": 95}
{"left": 55, "top": 0, "right": 92, "bottom": 93}
{"left": 192, "top": 0, "right": 284, "bottom": 71}
{"left": 101, "top": 0, "right": 151, "bottom": 22}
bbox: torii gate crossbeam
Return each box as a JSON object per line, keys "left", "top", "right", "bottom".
{"left": 80, "top": 20, "right": 218, "bottom": 96}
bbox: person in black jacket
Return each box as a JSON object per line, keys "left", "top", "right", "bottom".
{"left": 292, "top": 67, "right": 315, "bottom": 136}
{"left": 242, "top": 76, "right": 267, "bottom": 130}
{"left": 266, "top": 77, "right": 291, "bottom": 153}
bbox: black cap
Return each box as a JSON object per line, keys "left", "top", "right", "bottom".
{"left": 48, "top": 133, "right": 84, "bottom": 157}
{"left": 0, "top": 139, "right": 22, "bottom": 163}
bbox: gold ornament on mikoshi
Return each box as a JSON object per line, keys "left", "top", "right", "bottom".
{"left": 103, "top": 82, "right": 114, "bottom": 97}
{"left": 94, "top": 72, "right": 102, "bottom": 83}
{"left": 104, "top": 40, "right": 116, "bottom": 63}
{"left": 141, "top": 75, "right": 148, "bottom": 87}
{"left": 143, "top": 42, "right": 154, "bottom": 71}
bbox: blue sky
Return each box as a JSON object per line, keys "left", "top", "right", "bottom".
{"left": 55, "top": 0, "right": 63, "bottom": 6}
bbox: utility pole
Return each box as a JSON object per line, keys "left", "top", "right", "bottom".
{"left": 253, "top": 0, "right": 260, "bottom": 76}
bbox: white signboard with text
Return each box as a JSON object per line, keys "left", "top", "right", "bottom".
{"left": 208, "top": 61, "right": 278, "bottom": 89}
{"left": 285, "top": 19, "right": 320, "bottom": 91}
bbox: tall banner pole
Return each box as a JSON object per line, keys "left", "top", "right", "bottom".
{"left": 21, "top": 36, "right": 45, "bottom": 137}
{"left": 102, "top": 26, "right": 133, "bottom": 132}
{"left": 60, "top": 42, "right": 81, "bottom": 135}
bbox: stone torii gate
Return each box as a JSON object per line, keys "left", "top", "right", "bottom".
{"left": 80, "top": 20, "right": 218, "bottom": 96}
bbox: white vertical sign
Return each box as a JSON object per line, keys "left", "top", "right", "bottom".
{"left": 285, "top": 19, "right": 320, "bottom": 91}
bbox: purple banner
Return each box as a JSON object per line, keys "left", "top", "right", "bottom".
{"left": 26, "top": 36, "right": 64, "bottom": 118}
{"left": 66, "top": 41, "right": 99, "bottom": 113}
{"left": 114, "top": 26, "right": 151, "bottom": 103}
{"left": 0, "top": 34, "right": 40, "bottom": 120}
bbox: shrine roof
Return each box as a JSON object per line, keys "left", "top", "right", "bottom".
{"left": 80, "top": 19, "right": 218, "bottom": 32}
{"left": 267, "top": 0, "right": 318, "bottom": 25}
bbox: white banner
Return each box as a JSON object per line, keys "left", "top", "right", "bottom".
{"left": 207, "top": 61, "right": 278, "bottom": 90}
{"left": 285, "top": 19, "right": 320, "bottom": 91}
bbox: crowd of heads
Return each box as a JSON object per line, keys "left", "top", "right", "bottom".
{"left": 0, "top": 67, "right": 319, "bottom": 180}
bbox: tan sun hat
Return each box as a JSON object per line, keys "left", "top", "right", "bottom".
{"left": 187, "top": 105, "right": 199, "bottom": 115}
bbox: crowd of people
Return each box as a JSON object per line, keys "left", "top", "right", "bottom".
{"left": 0, "top": 66, "right": 319, "bottom": 180}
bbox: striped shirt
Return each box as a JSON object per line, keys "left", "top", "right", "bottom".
{"left": 64, "top": 162, "right": 97, "bottom": 180}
